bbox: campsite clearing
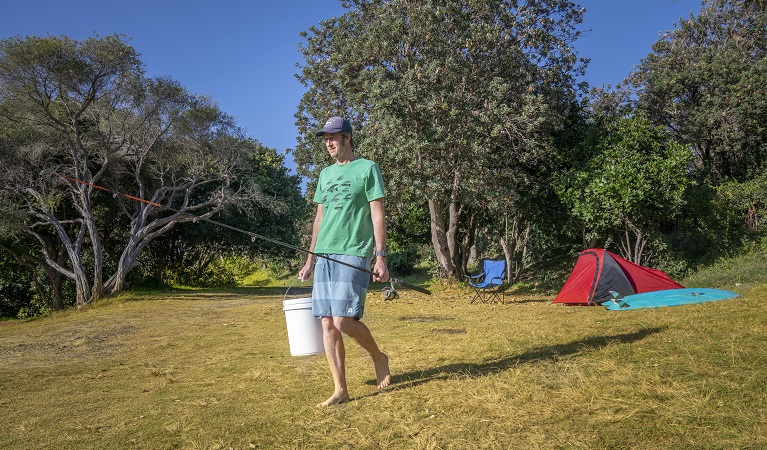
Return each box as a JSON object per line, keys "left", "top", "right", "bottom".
{"left": 1, "top": 278, "right": 765, "bottom": 449}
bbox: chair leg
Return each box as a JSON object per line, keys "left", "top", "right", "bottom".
{"left": 471, "top": 288, "right": 503, "bottom": 303}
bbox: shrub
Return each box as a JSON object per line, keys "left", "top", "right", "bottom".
{"left": 0, "top": 254, "right": 35, "bottom": 318}
{"left": 387, "top": 243, "right": 419, "bottom": 276}
{"left": 164, "top": 258, "right": 237, "bottom": 288}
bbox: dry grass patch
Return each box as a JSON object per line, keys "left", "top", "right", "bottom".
{"left": 1, "top": 283, "right": 766, "bottom": 449}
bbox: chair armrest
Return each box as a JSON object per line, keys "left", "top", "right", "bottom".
{"left": 463, "top": 274, "right": 481, "bottom": 282}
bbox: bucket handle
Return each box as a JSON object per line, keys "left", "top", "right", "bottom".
{"left": 283, "top": 277, "right": 303, "bottom": 302}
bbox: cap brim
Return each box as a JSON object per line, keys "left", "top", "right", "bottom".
{"left": 315, "top": 128, "right": 342, "bottom": 136}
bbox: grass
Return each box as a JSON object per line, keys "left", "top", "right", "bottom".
{"left": 1, "top": 256, "right": 766, "bottom": 449}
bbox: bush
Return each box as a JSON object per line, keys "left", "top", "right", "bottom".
{"left": 387, "top": 243, "right": 419, "bottom": 276}
{"left": 164, "top": 258, "right": 237, "bottom": 288}
{"left": 0, "top": 254, "right": 36, "bottom": 318}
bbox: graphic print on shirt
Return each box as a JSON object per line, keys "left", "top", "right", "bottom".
{"left": 324, "top": 175, "right": 357, "bottom": 211}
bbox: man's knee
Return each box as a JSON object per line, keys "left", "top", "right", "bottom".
{"left": 321, "top": 316, "right": 338, "bottom": 333}
{"left": 333, "top": 316, "right": 356, "bottom": 333}
{"left": 321, "top": 316, "right": 351, "bottom": 332}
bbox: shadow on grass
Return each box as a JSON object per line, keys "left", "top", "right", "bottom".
{"left": 363, "top": 327, "right": 665, "bottom": 394}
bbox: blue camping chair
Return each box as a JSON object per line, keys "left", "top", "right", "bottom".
{"left": 464, "top": 258, "right": 506, "bottom": 303}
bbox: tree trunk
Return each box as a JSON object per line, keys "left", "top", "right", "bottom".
{"left": 39, "top": 244, "right": 67, "bottom": 310}
{"left": 76, "top": 178, "right": 105, "bottom": 304}
{"left": 70, "top": 262, "right": 91, "bottom": 307}
{"left": 41, "top": 214, "right": 92, "bottom": 307}
{"left": 446, "top": 201, "right": 464, "bottom": 278}
{"left": 459, "top": 212, "right": 476, "bottom": 277}
{"left": 428, "top": 197, "right": 472, "bottom": 280}
{"left": 105, "top": 208, "right": 183, "bottom": 295}
{"left": 36, "top": 265, "right": 65, "bottom": 311}
{"left": 47, "top": 269, "right": 64, "bottom": 311}
{"left": 499, "top": 212, "right": 531, "bottom": 284}
{"left": 88, "top": 235, "right": 104, "bottom": 302}
{"left": 429, "top": 199, "right": 457, "bottom": 277}
{"left": 619, "top": 221, "right": 648, "bottom": 265}
{"left": 105, "top": 239, "right": 141, "bottom": 294}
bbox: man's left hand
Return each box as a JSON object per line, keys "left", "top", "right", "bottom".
{"left": 372, "top": 258, "right": 390, "bottom": 283}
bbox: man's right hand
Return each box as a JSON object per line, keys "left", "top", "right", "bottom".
{"left": 298, "top": 259, "right": 314, "bottom": 282}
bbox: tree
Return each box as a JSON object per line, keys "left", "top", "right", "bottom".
{"left": 556, "top": 114, "right": 693, "bottom": 264}
{"left": 630, "top": 0, "right": 767, "bottom": 182}
{"left": 0, "top": 160, "right": 70, "bottom": 311}
{"left": 294, "top": 0, "right": 585, "bottom": 279}
{"left": 0, "top": 35, "right": 282, "bottom": 306}
{"left": 134, "top": 140, "right": 309, "bottom": 287}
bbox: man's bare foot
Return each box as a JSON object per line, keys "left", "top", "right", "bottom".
{"left": 316, "top": 391, "right": 349, "bottom": 409}
{"left": 374, "top": 353, "right": 391, "bottom": 390}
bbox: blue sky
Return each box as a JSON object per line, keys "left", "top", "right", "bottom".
{"left": 1, "top": 0, "right": 700, "bottom": 173}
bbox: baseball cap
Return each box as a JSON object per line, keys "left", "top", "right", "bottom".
{"left": 315, "top": 116, "right": 353, "bottom": 136}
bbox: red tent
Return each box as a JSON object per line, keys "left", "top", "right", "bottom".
{"left": 553, "top": 248, "right": 684, "bottom": 306}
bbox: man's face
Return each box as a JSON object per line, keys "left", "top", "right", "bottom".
{"left": 324, "top": 132, "right": 350, "bottom": 160}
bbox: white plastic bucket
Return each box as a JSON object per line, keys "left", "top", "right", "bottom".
{"left": 282, "top": 297, "right": 324, "bottom": 356}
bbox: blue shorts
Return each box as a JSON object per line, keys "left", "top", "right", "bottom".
{"left": 312, "top": 254, "right": 371, "bottom": 319}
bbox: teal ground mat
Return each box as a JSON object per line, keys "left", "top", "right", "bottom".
{"left": 605, "top": 288, "right": 740, "bottom": 311}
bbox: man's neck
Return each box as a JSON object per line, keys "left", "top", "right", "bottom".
{"left": 335, "top": 151, "right": 357, "bottom": 165}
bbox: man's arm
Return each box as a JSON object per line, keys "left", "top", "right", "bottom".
{"left": 370, "top": 198, "right": 390, "bottom": 282}
{"left": 298, "top": 203, "right": 324, "bottom": 282}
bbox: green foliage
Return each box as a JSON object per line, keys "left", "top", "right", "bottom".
{"left": 386, "top": 241, "right": 420, "bottom": 276}
{"left": 219, "top": 140, "right": 310, "bottom": 258}
{"left": 717, "top": 170, "right": 767, "bottom": 233}
{"left": 14, "top": 299, "right": 51, "bottom": 321}
{"left": 386, "top": 200, "right": 431, "bottom": 251}
{"left": 631, "top": 0, "right": 767, "bottom": 182}
{"left": 128, "top": 140, "right": 309, "bottom": 289}
{"left": 683, "top": 249, "right": 767, "bottom": 291}
{"left": 591, "top": 0, "right": 767, "bottom": 269}
{"left": 0, "top": 253, "right": 35, "bottom": 318}
{"left": 662, "top": 175, "right": 765, "bottom": 271}
{"left": 163, "top": 257, "right": 237, "bottom": 289}
{"left": 556, "top": 114, "right": 693, "bottom": 262}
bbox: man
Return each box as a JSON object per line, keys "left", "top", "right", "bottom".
{"left": 298, "top": 116, "right": 391, "bottom": 408}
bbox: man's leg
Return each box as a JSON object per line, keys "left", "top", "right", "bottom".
{"left": 317, "top": 316, "right": 349, "bottom": 408}
{"left": 334, "top": 316, "right": 391, "bottom": 390}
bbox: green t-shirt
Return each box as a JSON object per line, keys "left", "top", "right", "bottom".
{"left": 313, "top": 158, "right": 385, "bottom": 257}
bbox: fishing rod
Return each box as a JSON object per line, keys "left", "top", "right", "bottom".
{"left": 55, "top": 174, "right": 431, "bottom": 296}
